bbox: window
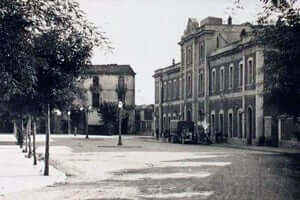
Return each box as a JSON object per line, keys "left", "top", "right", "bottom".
{"left": 229, "top": 64, "right": 234, "bottom": 89}
{"left": 248, "top": 58, "right": 254, "bottom": 84}
{"left": 239, "top": 61, "right": 243, "bottom": 87}
{"left": 212, "top": 69, "right": 216, "bottom": 93}
{"left": 211, "top": 111, "right": 216, "bottom": 134}
{"left": 228, "top": 111, "right": 233, "bottom": 138}
{"left": 237, "top": 109, "right": 243, "bottom": 138}
{"left": 173, "top": 80, "right": 176, "bottom": 100}
{"left": 199, "top": 42, "right": 204, "bottom": 62}
{"left": 217, "top": 36, "right": 220, "bottom": 49}
{"left": 219, "top": 111, "right": 224, "bottom": 135}
{"left": 155, "top": 82, "right": 159, "bottom": 103}
{"left": 186, "top": 46, "right": 193, "bottom": 66}
{"left": 118, "top": 76, "right": 125, "bottom": 89}
{"left": 176, "top": 78, "right": 179, "bottom": 99}
{"left": 220, "top": 67, "right": 225, "bottom": 91}
{"left": 93, "top": 76, "right": 99, "bottom": 87}
{"left": 187, "top": 75, "right": 192, "bottom": 97}
{"left": 199, "top": 72, "right": 204, "bottom": 95}
{"left": 163, "top": 82, "right": 167, "bottom": 102}
{"left": 92, "top": 93, "right": 100, "bottom": 107}
{"left": 168, "top": 81, "right": 172, "bottom": 101}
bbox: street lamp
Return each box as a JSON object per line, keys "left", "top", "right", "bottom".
{"left": 117, "top": 101, "right": 123, "bottom": 146}
{"left": 80, "top": 105, "right": 92, "bottom": 139}
{"left": 67, "top": 111, "right": 71, "bottom": 135}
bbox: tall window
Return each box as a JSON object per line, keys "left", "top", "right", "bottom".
{"left": 239, "top": 61, "right": 243, "bottom": 87}
{"left": 155, "top": 82, "right": 159, "bottom": 103}
{"left": 211, "top": 112, "right": 215, "bottom": 134}
{"left": 118, "top": 76, "right": 125, "bottom": 88}
{"left": 212, "top": 69, "right": 216, "bottom": 93}
{"left": 186, "top": 46, "right": 193, "bottom": 66}
{"left": 93, "top": 76, "right": 99, "bottom": 87}
{"left": 229, "top": 64, "right": 234, "bottom": 89}
{"left": 92, "top": 93, "right": 100, "bottom": 107}
{"left": 173, "top": 80, "right": 176, "bottom": 100}
{"left": 199, "top": 43, "right": 204, "bottom": 62}
{"left": 168, "top": 81, "right": 172, "bottom": 101}
{"left": 163, "top": 82, "right": 167, "bottom": 102}
{"left": 187, "top": 75, "right": 192, "bottom": 97}
{"left": 216, "top": 36, "right": 220, "bottom": 49}
{"left": 220, "top": 67, "right": 225, "bottom": 91}
{"left": 199, "top": 72, "right": 204, "bottom": 95}
{"left": 248, "top": 58, "right": 254, "bottom": 84}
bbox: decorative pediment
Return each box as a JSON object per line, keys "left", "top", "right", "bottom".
{"left": 184, "top": 18, "right": 199, "bottom": 35}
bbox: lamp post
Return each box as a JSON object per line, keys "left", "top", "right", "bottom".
{"left": 117, "top": 101, "right": 123, "bottom": 146}
{"left": 80, "top": 105, "right": 92, "bottom": 139}
{"left": 67, "top": 111, "right": 71, "bottom": 135}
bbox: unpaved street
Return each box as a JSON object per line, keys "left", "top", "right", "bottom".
{"left": 2, "top": 135, "right": 300, "bottom": 200}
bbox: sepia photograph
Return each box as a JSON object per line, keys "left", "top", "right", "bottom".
{"left": 0, "top": 0, "right": 300, "bottom": 199}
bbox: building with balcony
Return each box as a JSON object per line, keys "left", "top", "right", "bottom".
{"left": 153, "top": 16, "right": 269, "bottom": 145}
{"left": 75, "top": 64, "right": 136, "bottom": 134}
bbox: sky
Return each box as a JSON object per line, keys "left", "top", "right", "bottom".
{"left": 76, "top": 0, "right": 262, "bottom": 105}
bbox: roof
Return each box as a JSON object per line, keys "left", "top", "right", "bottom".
{"left": 153, "top": 62, "right": 181, "bottom": 78}
{"left": 86, "top": 64, "right": 136, "bottom": 76}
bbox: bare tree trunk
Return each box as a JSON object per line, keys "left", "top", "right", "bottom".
{"left": 27, "top": 117, "right": 32, "bottom": 158}
{"left": 44, "top": 104, "right": 50, "bottom": 176}
{"left": 23, "top": 119, "right": 27, "bottom": 153}
{"left": 85, "top": 109, "right": 89, "bottom": 139}
{"left": 33, "top": 120, "right": 37, "bottom": 165}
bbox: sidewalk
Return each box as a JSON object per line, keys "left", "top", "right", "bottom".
{"left": 214, "top": 142, "right": 300, "bottom": 154}
{"left": 0, "top": 134, "right": 66, "bottom": 195}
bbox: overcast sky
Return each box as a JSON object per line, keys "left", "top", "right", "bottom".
{"left": 76, "top": 0, "right": 262, "bottom": 105}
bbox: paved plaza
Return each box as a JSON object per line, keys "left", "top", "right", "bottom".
{"left": 1, "top": 135, "right": 300, "bottom": 200}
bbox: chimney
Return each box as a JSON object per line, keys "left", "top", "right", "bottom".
{"left": 172, "top": 58, "right": 175, "bottom": 65}
{"left": 228, "top": 16, "right": 232, "bottom": 25}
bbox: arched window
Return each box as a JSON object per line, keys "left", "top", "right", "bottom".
{"left": 219, "top": 110, "right": 224, "bottom": 135}
{"left": 211, "top": 111, "right": 216, "bottom": 134}
{"left": 239, "top": 61, "right": 243, "bottom": 87}
{"left": 229, "top": 64, "right": 234, "bottom": 89}
{"left": 228, "top": 109, "right": 234, "bottom": 138}
{"left": 220, "top": 66, "right": 225, "bottom": 91}
{"left": 247, "top": 57, "right": 254, "bottom": 84}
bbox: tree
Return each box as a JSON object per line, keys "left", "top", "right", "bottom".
{"left": 0, "top": 0, "right": 110, "bottom": 175}
{"left": 97, "top": 102, "right": 119, "bottom": 135}
{"left": 234, "top": 0, "right": 300, "bottom": 117}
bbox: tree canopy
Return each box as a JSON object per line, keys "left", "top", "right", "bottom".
{"left": 0, "top": 0, "right": 111, "bottom": 118}
{"left": 234, "top": 0, "right": 300, "bottom": 117}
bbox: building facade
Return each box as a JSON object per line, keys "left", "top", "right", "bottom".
{"left": 135, "top": 104, "right": 154, "bottom": 135}
{"left": 77, "top": 64, "right": 136, "bottom": 134}
{"left": 153, "top": 17, "right": 266, "bottom": 145}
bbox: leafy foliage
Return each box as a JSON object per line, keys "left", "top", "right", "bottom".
{"left": 0, "top": 0, "right": 111, "bottom": 118}
{"left": 234, "top": 0, "right": 300, "bottom": 117}
{"left": 97, "top": 102, "right": 119, "bottom": 133}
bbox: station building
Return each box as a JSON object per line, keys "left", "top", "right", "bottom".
{"left": 153, "top": 17, "right": 267, "bottom": 145}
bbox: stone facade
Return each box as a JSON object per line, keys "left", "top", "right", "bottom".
{"left": 79, "top": 64, "right": 136, "bottom": 134}
{"left": 153, "top": 17, "right": 266, "bottom": 145}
